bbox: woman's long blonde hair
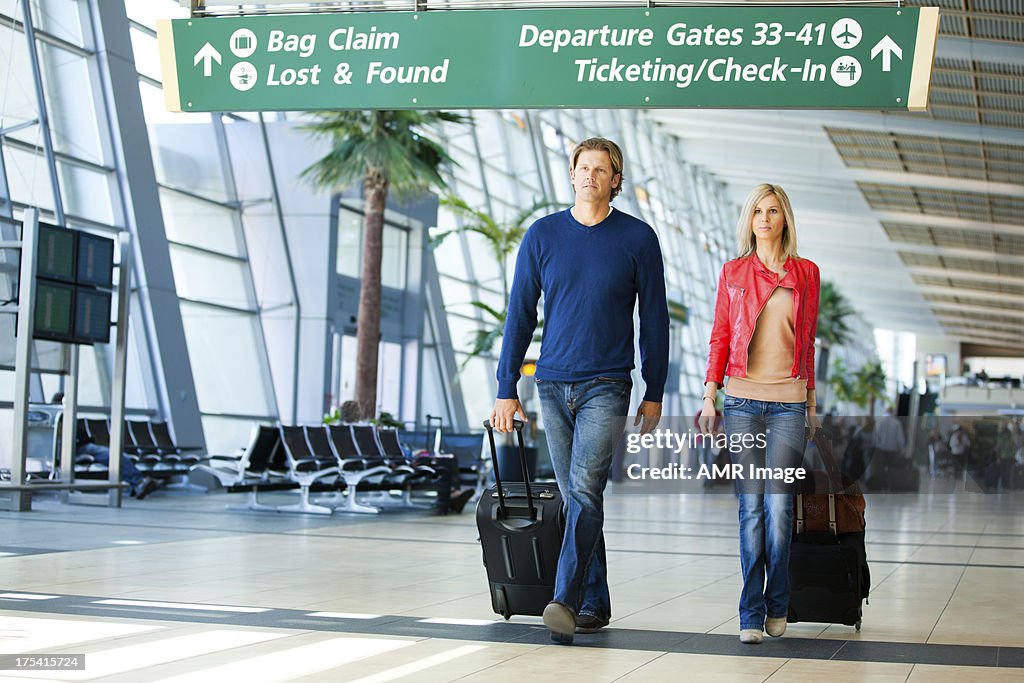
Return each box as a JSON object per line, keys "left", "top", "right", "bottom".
{"left": 735, "top": 183, "right": 799, "bottom": 259}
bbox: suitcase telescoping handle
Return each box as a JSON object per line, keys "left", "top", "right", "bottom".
{"left": 483, "top": 419, "right": 536, "bottom": 520}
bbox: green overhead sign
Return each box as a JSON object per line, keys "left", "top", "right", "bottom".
{"left": 158, "top": 7, "right": 938, "bottom": 112}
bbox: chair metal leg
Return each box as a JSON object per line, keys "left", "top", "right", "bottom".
{"left": 227, "top": 488, "right": 278, "bottom": 512}
{"left": 335, "top": 488, "right": 380, "bottom": 515}
{"left": 277, "top": 485, "right": 333, "bottom": 515}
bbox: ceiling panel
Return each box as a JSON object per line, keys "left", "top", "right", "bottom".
{"left": 914, "top": 274, "right": 1024, "bottom": 297}
{"left": 884, "top": 222, "right": 1024, "bottom": 255}
{"left": 926, "top": 292, "right": 1024, "bottom": 311}
{"left": 860, "top": 183, "right": 1024, "bottom": 224}
{"left": 901, "top": 251, "right": 1024, "bottom": 277}
{"left": 828, "top": 128, "right": 1024, "bottom": 183}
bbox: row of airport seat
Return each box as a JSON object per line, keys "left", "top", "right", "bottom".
{"left": 189, "top": 424, "right": 452, "bottom": 515}
{"left": 54, "top": 417, "right": 204, "bottom": 480}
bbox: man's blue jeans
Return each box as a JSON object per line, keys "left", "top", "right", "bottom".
{"left": 77, "top": 442, "right": 145, "bottom": 488}
{"left": 723, "top": 395, "right": 806, "bottom": 631}
{"left": 537, "top": 377, "right": 632, "bottom": 622}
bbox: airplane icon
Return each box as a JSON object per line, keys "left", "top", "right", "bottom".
{"left": 831, "top": 18, "right": 863, "bottom": 49}
{"left": 836, "top": 23, "right": 858, "bottom": 46}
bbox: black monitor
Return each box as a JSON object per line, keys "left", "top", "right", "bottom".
{"left": 36, "top": 223, "right": 76, "bottom": 283}
{"left": 76, "top": 232, "right": 115, "bottom": 289}
{"left": 74, "top": 288, "right": 112, "bottom": 344}
{"left": 33, "top": 280, "right": 75, "bottom": 342}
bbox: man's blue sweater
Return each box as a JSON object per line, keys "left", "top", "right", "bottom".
{"left": 496, "top": 207, "right": 669, "bottom": 403}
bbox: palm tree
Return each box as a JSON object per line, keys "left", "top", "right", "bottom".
{"left": 852, "top": 361, "right": 888, "bottom": 416}
{"left": 815, "top": 281, "right": 855, "bottom": 410}
{"left": 827, "top": 358, "right": 857, "bottom": 412}
{"left": 430, "top": 196, "right": 559, "bottom": 363}
{"left": 302, "top": 110, "right": 466, "bottom": 420}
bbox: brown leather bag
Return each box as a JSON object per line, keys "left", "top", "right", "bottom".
{"left": 795, "top": 429, "right": 866, "bottom": 534}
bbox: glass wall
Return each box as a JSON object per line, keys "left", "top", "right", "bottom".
{"left": 0, "top": 0, "right": 154, "bottom": 423}
{"left": 128, "top": 2, "right": 277, "bottom": 451}
{"left": 3, "top": 0, "right": 745, "bottom": 455}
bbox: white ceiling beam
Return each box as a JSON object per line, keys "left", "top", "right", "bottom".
{"left": 844, "top": 168, "right": 1024, "bottom": 198}
{"left": 932, "top": 302, "right": 1024, "bottom": 321}
{"left": 943, "top": 332, "right": 1024, "bottom": 349}
{"left": 906, "top": 266, "right": 1024, "bottom": 286}
{"left": 652, "top": 109, "right": 1024, "bottom": 147}
{"left": 871, "top": 211, "right": 1024, "bottom": 237}
{"left": 916, "top": 285, "right": 1024, "bottom": 305}
{"left": 884, "top": 241, "right": 1024, "bottom": 266}
{"left": 939, "top": 331, "right": 1024, "bottom": 347}
{"left": 937, "top": 36, "right": 1024, "bottom": 68}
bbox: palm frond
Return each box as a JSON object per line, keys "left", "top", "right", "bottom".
{"left": 512, "top": 198, "right": 565, "bottom": 229}
{"left": 817, "top": 281, "right": 856, "bottom": 347}
{"left": 299, "top": 110, "right": 466, "bottom": 196}
{"left": 469, "top": 300, "right": 506, "bottom": 323}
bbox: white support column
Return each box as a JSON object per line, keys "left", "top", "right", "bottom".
{"left": 107, "top": 234, "right": 133, "bottom": 507}
{"left": 9, "top": 209, "right": 39, "bottom": 511}
{"left": 60, "top": 346, "right": 79, "bottom": 504}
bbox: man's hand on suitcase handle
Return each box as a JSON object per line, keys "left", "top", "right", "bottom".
{"left": 634, "top": 400, "right": 662, "bottom": 435}
{"left": 490, "top": 398, "right": 528, "bottom": 433}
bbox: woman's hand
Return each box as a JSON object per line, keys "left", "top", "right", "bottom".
{"left": 806, "top": 411, "right": 820, "bottom": 439}
{"left": 698, "top": 397, "right": 717, "bottom": 435}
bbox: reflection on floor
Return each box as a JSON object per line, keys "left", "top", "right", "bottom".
{"left": 1, "top": 482, "right": 1022, "bottom": 681}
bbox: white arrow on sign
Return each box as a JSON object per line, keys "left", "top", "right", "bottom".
{"left": 870, "top": 35, "right": 903, "bottom": 72}
{"left": 193, "top": 42, "right": 222, "bottom": 77}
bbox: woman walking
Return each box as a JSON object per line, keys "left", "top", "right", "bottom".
{"left": 699, "top": 183, "right": 820, "bottom": 644}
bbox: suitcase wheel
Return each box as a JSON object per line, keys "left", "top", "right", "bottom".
{"left": 495, "top": 586, "right": 511, "bottom": 620}
{"left": 855, "top": 620, "right": 862, "bottom": 631}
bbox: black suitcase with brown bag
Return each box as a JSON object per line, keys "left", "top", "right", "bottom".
{"left": 788, "top": 429, "right": 870, "bottom": 630}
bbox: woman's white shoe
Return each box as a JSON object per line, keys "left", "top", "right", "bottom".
{"left": 765, "top": 617, "right": 787, "bottom": 637}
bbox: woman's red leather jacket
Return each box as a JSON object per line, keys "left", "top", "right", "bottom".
{"left": 705, "top": 254, "right": 820, "bottom": 390}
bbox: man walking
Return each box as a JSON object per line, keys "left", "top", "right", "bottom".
{"left": 490, "top": 137, "right": 669, "bottom": 644}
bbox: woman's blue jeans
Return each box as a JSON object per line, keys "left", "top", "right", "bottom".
{"left": 536, "top": 377, "right": 632, "bottom": 622}
{"left": 723, "top": 395, "right": 806, "bottom": 631}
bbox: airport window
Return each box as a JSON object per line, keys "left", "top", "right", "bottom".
{"left": 39, "top": 44, "right": 106, "bottom": 167}
{"left": 335, "top": 207, "right": 409, "bottom": 291}
{"left": 169, "top": 247, "right": 255, "bottom": 310}
{"left": 336, "top": 209, "right": 362, "bottom": 279}
{"left": 58, "top": 162, "right": 114, "bottom": 225}
{"left": 160, "top": 189, "right": 245, "bottom": 257}
{"left": 178, "top": 301, "right": 275, "bottom": 418}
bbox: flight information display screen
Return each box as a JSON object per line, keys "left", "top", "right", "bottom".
{"left": 29, "top": 223, "right": 117, "bottom": 344}
{"left": 36, "top": 223, "right": 76, "bottom": 283}
{"left": 74, "top": 288, "right": 112, "bottom": 344}
{"left": 77, "top": 232, "right": 115, "bottom": 288}
{"left": 33, "top": 280, "right": 75, "bottom": 342}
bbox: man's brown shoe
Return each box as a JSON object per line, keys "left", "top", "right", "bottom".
{"left": 576, "top": 614, "right": 610, "bottom": 633}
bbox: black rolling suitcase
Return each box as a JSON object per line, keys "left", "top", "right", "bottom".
{"left": 788, "top": 430, "right": 870, "bottom": 631}
{"left": 477, "top": 419, "right": 564, "bottom": 620}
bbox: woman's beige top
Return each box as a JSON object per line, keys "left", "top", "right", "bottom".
{"left": 725, "top": 286, "right": 810, "bottom": 404}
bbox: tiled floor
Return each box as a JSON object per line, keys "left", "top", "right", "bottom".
{"left": 0, "top": 481, "right": 1021, "bottom": 681}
